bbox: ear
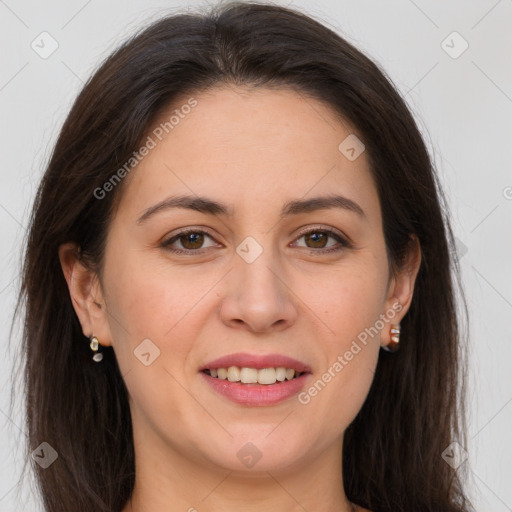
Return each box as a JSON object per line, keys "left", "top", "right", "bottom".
{"left": 58, "top": 242, "right": 112, "bottom": 346}
{"left": 381, "top": 235, "right": 422, "bottom": 347}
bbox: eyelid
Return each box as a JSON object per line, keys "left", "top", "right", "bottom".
{"left": 162, "top": 224, "right": 351, "bottom": 254}
{"left": 161, "top": 226, "right": 221, "bottom": 250}
{"left": 293, "top": 224, "right": 350, "bottom": 243}
{"left": 289, "top": 225, "right": 352, "bottom": 252}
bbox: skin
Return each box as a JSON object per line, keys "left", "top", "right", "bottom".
{"left": 60, "top": 85, "right": 421, "bottom": 512}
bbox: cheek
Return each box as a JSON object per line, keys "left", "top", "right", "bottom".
{"left": 100, "top": 247, "right": 218, "bottom": 403}
{"left": 298, "top": 303, "right": 379, "bottom": 440}
{"left": 101, "top": 249, "right": 210, "bottom": 440}
{"left": 297, "top": 264, "right": 385, "bottom": 424}
{"left": 103, "top": 244, "right": 212, "bottom": 342}
{"left": 315, "top": 264, "right": 388, "bottom": 347}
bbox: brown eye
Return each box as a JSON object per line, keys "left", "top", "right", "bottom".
{"left": 179, "top": 232, "right": 205, "bottom": 250}
{"left": 162, "top": 227, "right": 349, "bottom": 256}
{"left": 304, "top": 231, "right": 329, "bottom": 249}
{"left": 292, "top": 227, "right": 350, "bottom": 254}
{"left": 162, "top": 229, "right": 218, "bottom": 253}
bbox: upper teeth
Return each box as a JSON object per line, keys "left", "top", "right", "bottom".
{"left": 208, "top": 366, "right": 299, "bottom": 385}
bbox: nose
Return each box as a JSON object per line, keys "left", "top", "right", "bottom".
{"left": 218, "top": 246, "right": 298, "bottom": 334}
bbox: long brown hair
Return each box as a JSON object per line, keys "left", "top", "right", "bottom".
{"left": 13, "top": 2, "right": 472, "bottom": 511}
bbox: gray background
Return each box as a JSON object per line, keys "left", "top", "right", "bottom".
{"left": 1, "top": 0, "right": 511, "bottom": 510}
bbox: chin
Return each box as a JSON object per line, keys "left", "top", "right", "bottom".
{"left": 193, "top": 432, "right": 311, "bottom": 474}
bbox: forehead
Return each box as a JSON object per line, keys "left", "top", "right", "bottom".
{"left": 116, "top": 85, "right": 380, "bottom": 223}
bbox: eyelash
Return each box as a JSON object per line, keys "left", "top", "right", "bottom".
{"left": 161, "top": 226, "right": 351, "bottom": 255}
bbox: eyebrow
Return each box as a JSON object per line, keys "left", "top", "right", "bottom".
{"left": 137, "top": 193, "right": 366, "bottom": 224}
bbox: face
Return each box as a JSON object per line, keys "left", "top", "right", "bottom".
{"left": 64, "top": 86, "right": 417, "bottom": 479}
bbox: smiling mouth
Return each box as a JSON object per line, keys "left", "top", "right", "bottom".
{"left": 202, "top": 366, "right": 306, "bottom": 385}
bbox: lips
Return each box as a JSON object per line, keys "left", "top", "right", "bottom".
{"left": 199, "top": 352, "right": 312, "bottom": 406}
{"left": 199, "top": 352, "right": 312, "bottom": 373}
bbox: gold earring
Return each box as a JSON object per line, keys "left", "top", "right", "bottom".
{"left": 89, "top": 336, "right": 103, "bottom": 362}
{"left": 382, "top": 323, "right": 400, "bottom": 352}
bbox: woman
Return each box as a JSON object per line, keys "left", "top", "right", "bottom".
{"left": 16, "top": 1, "right": 472, "bottom": 511}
